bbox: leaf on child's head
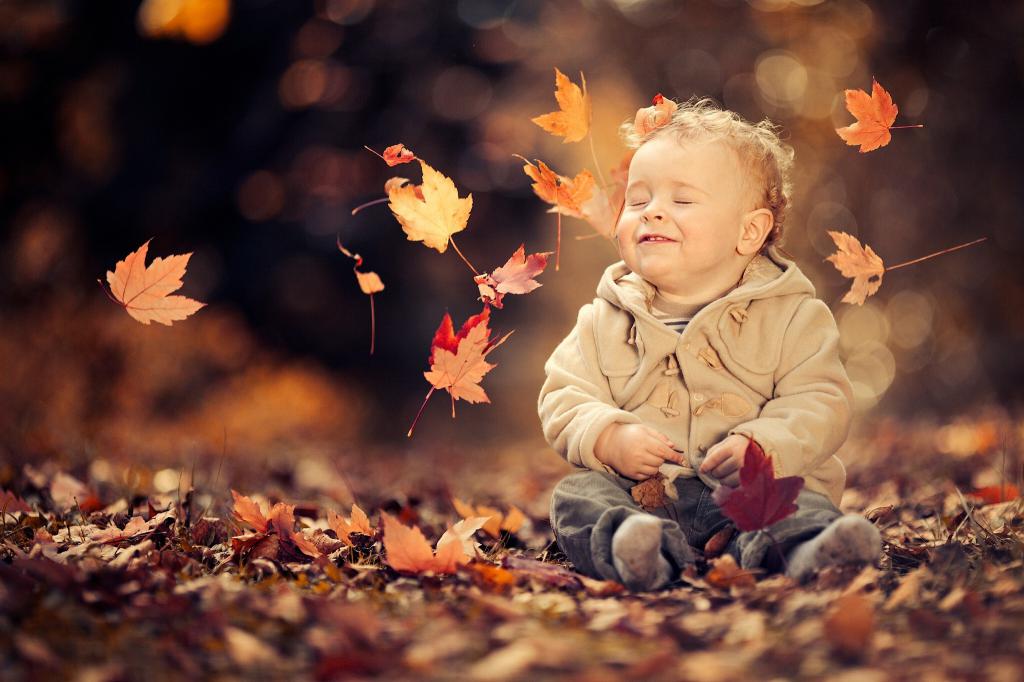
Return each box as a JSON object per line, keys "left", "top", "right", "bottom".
{"left": 825, "top": 231, "right": 885, "bottom": 305}
{"left": 387, "top": 159, "right": 472, "bottom": 254}
{"left": 835, "top": 79, "right": 914, "bottom": 153}
{"left": 105, "top": 240, "right": 205, "bottom": 326}
{"left": 532, "top": 68, "right": 591, "bottom": 143}
{"left": 711, "top": 438, "right": 803, "bottom": 532}
{"left": 633, "top": 93, "right": 678, "bottom": 137}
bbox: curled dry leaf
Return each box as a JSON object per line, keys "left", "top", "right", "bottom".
{"left": 387, "top": 159, "right": 472, "bottom": 254}
{"left": 327, "top": 503, "right": 374, "bottom": 545}
{"left": 630, "top": 473, "right": 669, "bottom": 511}
{"left": 104, "top": 239, "right": 205, "bottom": 325}
{"left": 711, "top": 438, "right": 803, "bottom": 533}
{"left": 475, "top": 245, "right": 551, "bottom": 309}
{"left": 825, "top": 231, "right": 885, "bottom": 305}
{"left": 633, "top": 93, "right": 678, "bottom": 137}
{"left": 705, "top": 554, "right": 757, "bottom": 590}
{"left": 452, "top": 498, "right": 526, "bottom": 539}
{"left": 531, "top": 68, "right": 591, "bottom": 143}
{"left": 381, "top": 512, "right": 488, "bottom": 575}
{"left": 835, "top": 79, "right": 918, "bottom": 153}
{"left": 382, "top": 143, "right": 416, "bottom": 166}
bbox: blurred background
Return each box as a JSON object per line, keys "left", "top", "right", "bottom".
{"left": 1, "top": 0, "right": 1022, "bottom": 496}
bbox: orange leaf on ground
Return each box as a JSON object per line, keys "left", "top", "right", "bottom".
{"left": 633, "top": 93, "right": 678, "bottom": 137}
{"left": 105, "top": 240, "right": 205, "bottom": 325}
{"left": 824, "top": 593, "right": 875, "bottom": 658}
{"left": 387, "top": 159, "right": 472, "bottom": 253}
{"left": 835, "top": 79, "right": 903, "bottom": 153}
{"left": 328, "top": 503, "right": 374, "bottom": 545}
{"left": 452, "top": 498, "right": 526, "bottom": 538}
{"left": 969, "top": 484, "right": 1020, "bottom": 506}
{"left": 532, "top": 68, "right": 591, "bottom": 143}
{"left": 0, "top": 489, "right": 32, "bottom": 513}
{"left": 381, "top": 512, "right": 488, "bottom": 575}
{"left": 475, "top": 245, "right": 551, "bottom": 308}
{"left": 825, "top": 231, "right": 885, "bottom": 305}
{"left": 231, "top": 490, "right": 269, "bottom": 533}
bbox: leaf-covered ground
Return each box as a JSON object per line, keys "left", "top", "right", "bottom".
{"left": 2, "top": 408, "right": 1023, "bottom": 682}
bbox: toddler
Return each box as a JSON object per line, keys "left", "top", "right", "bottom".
{"left": 538, "top": 98, "right": 881, "bottom": 591}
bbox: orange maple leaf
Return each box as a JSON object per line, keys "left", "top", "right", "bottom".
{"left": 408, "top": 306, "right": 512, "bottom": 436}
{"left": 532, "top": 68, "right": 591, "bottom": 143}
{"left": 633, "top": 93, "right": 678, "bottom": 137}
{"left": 825, "top": 231, "right": 885, "bottom": 305}
{"left": 327, "top": 503, "right": 374, "bottom": 546}
{"left": 104, "top": 239, "right": 205, "bottom": 325}
{"left": 382, "top": 143, "right": 416, "bottom": 166}
{"left": 231, "top": 489, "right": 270, "bottom": 532}
{"left": 381, "top": 512, "right": 489, "bottom": 575}
{"left": 387, "top": 159, "right": 473, "bottom": 254}
{"left": 474, "top": 245, "right": 552, "bottom": 309}
{"left": 230, "top": 490, "right": 320, "bottom": 558}
{"left": 518, "top": 156, "right": 594, "bottom": 218}
{"left": 452, "top": 498, "right": 526, "bottom": 539}
{"left": 835, "top": 79, "right": 920, "bottom": 153}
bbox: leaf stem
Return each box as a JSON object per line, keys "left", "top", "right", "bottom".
{"left": 587, "top": 129, "right": 608, "bottom": 190}
{"left": 448, "top": 237, "right": 480, "bottom": 276}
{"left": 368, "top": 293, "right": 376, "bottom": 356}
{"left": 555, "top": 210, "right": 562, "bottom": 271}
{"left": 885, "top": 237, "right": 987, "bottom": 272}
{"left": 96, "top": 279, "right": 122, "bottom": 306}
{"left": 890, "top": 124, "right": 924, "bottom": 130}
{"left": 407, "top": 387, "right": 436, "bottom": 438}
{"left": 350, "top": 196, "right": 389, "bottom": 216}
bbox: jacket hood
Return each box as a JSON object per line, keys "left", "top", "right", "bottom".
{"left": 595, "top": 246, "right": 816, "bottom": 325}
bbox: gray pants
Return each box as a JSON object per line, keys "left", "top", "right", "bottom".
{"left": 549, "top": 469, "right": 842, "bottom": 583}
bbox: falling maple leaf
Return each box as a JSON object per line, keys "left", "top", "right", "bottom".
{"left": 408, "top": 306, "right": 512, "bottom": 437}
{"left": 532, "top": 68, "right": 591, "bottom": 143}
{"left": 381, "top": 143, "right": 416, "bottom": 166}
{"left": 103, "top": 240, "right": 206, "bottom": 325}
{"left": 452, "top": 498, "right": 525, "bottom": 539}
{"left": 711, "top": 438, "right": 804, "bottom": 532}
{"left": 337, "top": 238, "right": 384, "bottom": 354}
{"left": 474, "top": 245, "right": 552, "bottom": 309}
{"left": 578, "top": 152, "right": 632, "bottom": 239}
{"left": 327, "top": 503, "right": 374, "bottom": 545}
{"left": 825, "top": 231, "right": 885, "bottom": 305}
{"left": 517, "top": 156, "right": 595, "bottom": 269}
{"left": 387, "top": 159, "right": 473, "bottom": 254}
{"left": 633, "top": 93, "right": 678, "bottom": 137}
{"left": 835, "top": 79, "right": 921, "bottom": 153}
{"left": 381, "top": 512, "right": 489, "bottom": 575}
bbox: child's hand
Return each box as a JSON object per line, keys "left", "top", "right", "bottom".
{"left": 594, "top": 423, "right": 683, "bottom": 480}
{"left": 698, "top": 434, "right": 751, "bottom": 487}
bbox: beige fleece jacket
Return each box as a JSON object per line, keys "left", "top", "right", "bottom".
{"left": 538, "top": 247, "right": 853, "bottom": 507}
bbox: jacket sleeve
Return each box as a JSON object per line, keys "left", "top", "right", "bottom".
{"left": 727, "top": 298, "right": 853, "bottom": 479}
{"left": 537, "top": 303, "right": 643, "bottom": 472}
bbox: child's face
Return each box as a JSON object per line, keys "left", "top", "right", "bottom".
{"left": 615, "top": 134, "right": 755, "bottom": 297}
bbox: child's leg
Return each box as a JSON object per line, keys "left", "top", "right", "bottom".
{"left": 549, "top": 470, "right": 695, "bottom": 588}
{"left": 690, "top": 485, "right": 880, "bottom": 576}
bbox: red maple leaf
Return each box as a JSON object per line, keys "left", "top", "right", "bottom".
{"left": 711, "top": 439, "right": 803, "bottom": 532}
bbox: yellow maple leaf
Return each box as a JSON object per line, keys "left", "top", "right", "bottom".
{"left": 387, "top": 159, "right": 472, "bottom": 253}
{"left": 105, "top": 239, "right": 205, "bottom": 325}
{"left": 532, "top": 68, "right": 591, "bottom": 143}
{"left": 825, "top": 231, "right": 885, "bottom": 305}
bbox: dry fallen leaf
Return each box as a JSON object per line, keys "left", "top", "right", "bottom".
{"left": 631, "top": 473, "right": 669, "bottom": 511}
{"left": 835, "top": 79, "right": 919, "bottom": 153}
{"left": 387, "top": 159, "right": 473, "bottom": 254}
{"left": 824, "top": 592, "right": 876, "bottom": 658}
{"left": 452, "top": 498, "right": 526, "bottom": 538}
{"left": 705, "top": 554, "right": 757, "bottom": 590}
{"left": 328, "top": 503, "right": 374, "bottom": 545}
{"left": 531, "top": 68, "right": 591, "bottom": 143}
{"left": 825, "top": 231, "right": 885, "bottom": 305}
{"left": 381, "top": 512, "right": 488, "bottom": 575}
{"left": 104, "top": 239, "right": 205, "bottom": 325}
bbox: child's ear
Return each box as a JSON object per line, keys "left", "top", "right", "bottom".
{"left": 736, "top": 208, "right": 774, "bottom": 256}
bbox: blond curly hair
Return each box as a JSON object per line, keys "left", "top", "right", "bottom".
{"left": 618, "top": 97, "right": 794, "bottom": 250}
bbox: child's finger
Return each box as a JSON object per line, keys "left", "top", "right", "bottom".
{"left": 709, "top": 458, "right": 739, "bottom": 479}
{"left": 644, "top": 426, "right": 675, "bottom": 450}
{"left": 699, "top": 447, "right": 725, "bottom": 473}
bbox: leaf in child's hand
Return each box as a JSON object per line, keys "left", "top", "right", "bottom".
{"left": 711, "top": 438, "right": 803, "bottom": 532}
{"left": 532, "top": 68, "right": 591, "bottom": 143}
{"left": 105, "top": 240, "right": 205, "bottom": 325}
{"left": 382, "top": 143, "right": 416, "bottom": 166}
{"left": 825, "top": 231, "right": 885, "bottom": 305}
{"left": 518, "top": 156, "right": 594, "bottom": 218}
{"left": 633, "top": 93, "right": 678, "bottom": 137}
{"left": 835, "top": 79, "right": 917, "bottom": 153}
{"left": 474, "top": 245, "right": 551, "bottom": 308}
{"left": 631, "top": 472, "right": 669, "bottom": 511}
{"left": 387, "top": 159, "right": 472, "bottom": 253}
{"left": 425, "top": 306, "right": 512, "bottom": 406}
{"left": 381, "top": 512, "right": 487, "bottom": 574}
